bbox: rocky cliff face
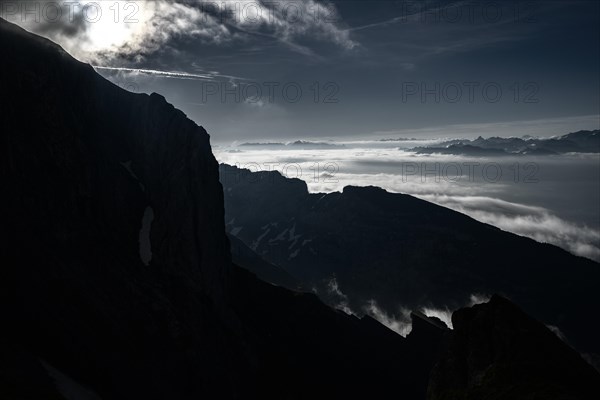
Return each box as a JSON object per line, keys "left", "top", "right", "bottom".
{"left": 0, "top": 17, "right": 230, "bottom": 302}
{"left": 0, "top": 17, "right": 243, "bottom": 398}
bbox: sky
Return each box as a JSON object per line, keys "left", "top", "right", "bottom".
{"left": 2, "top": 0, "right": 599, "bottom": 142}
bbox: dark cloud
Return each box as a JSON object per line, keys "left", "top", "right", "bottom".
{"left": 34, "top": 9, "right": 88, "bottom": 38}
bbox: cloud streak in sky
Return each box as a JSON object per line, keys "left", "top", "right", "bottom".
{"left": 93, "top": 66, "right": 215, "bottom": 81}
{"left": 92, "top": 65, "right": 245, "bottom": 82}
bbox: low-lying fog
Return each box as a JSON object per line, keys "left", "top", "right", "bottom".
{"left": 215, "top": 139, "right": 600, "bottom": 261}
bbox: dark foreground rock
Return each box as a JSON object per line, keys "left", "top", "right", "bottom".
{"left": 427, "top": 295, "right": 600, "bottom": 400}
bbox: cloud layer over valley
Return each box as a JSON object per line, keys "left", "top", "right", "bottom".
{"left": 215, "top": 137, "right": 600, "bottom": 261}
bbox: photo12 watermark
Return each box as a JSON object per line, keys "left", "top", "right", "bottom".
{"left": 400, "top": 81, "right": 540, "bottom": 104}
{"left": 0, "top": 1, "right": 341, "bottom": 25}
{"left": 393, "top": 0, "right": 539, "bottom": 24}
{"left": 0, "top": 1, "right": 141, "bottom": 24}
{"left": 196, "top": 81, "right": 340, "bottom": 104}
{"left": 221, "top": 162, "right": 341, "bottom": 184}
{"left": 398, "top": 162, "right": 540, "bottom": 183}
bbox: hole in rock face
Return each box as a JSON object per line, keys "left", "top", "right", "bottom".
{"left": 139, "top": 206, "right": 154, "bottom": 266}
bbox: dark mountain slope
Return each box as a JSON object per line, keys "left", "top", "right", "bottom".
{"left": 220, "top": 164, "right": 600, "bottom": 358}
{"left": 229, "top": 234, "right": 300, "bottom": 290}
{"left": 231, "top": 266, "right": 441, "bottom": 399}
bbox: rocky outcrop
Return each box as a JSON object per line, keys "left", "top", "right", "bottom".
{"left": 427, "top": 295, "right": 600, "bottom": 400}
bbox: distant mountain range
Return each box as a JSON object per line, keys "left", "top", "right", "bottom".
{"left": 239, "top": 140, "right": 346, "bottom": 149}
{"left": 412, "top": 130, "right": 600, "bottom": 156}
{"left": 2, "top": 17, "right": 598, "bottom": 399}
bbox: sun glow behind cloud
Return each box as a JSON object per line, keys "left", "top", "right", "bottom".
{"left": 75, "top": 1, "right": 152, "bottom": 54}
{"left": 3, "top": 0, "right": 355, "bottom": 62}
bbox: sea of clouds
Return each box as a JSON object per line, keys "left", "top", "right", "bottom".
{"left": 215, "top": 139, "right": 600, "bottom": 261}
